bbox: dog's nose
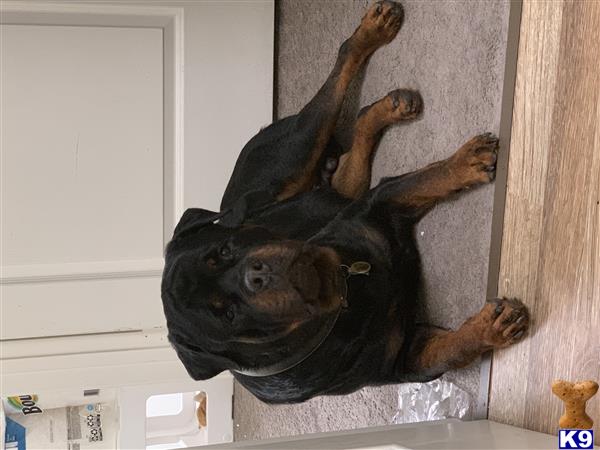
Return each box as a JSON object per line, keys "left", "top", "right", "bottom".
{"left": 244, "top": 260, "right": 271, "bottom": 293}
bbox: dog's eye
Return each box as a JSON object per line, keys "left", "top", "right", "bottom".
{"left": 205, "top": 257, "right": 217, "bottom": 268}
{"left": 225, "top": 307, "right": 235, "bottom": 322}
{"left": 219, "top": 244, "right": 232, "bottom": 259}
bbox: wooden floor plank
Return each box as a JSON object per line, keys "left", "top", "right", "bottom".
{"left": 488, "top": 0, "right": 565, "bottom": 428}
{"left": 489, "top": 0, "right": 600, "bottom": 441}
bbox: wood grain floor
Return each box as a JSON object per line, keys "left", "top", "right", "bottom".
{"left": 488, "top": 0, "right": 600, "bottom": 441}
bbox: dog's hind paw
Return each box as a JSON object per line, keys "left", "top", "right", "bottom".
{"left": 356, "top": 89, "right": 422, "bottom": 130}
{"left": 387, "top": 89, "right": 423, "bottom": 121}
{"left": 356, "top": 1, "right": 404, "bottom": 49}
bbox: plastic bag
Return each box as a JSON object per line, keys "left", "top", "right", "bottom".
{"left": 392, "top": 378, "right": 471, "bottom": 424}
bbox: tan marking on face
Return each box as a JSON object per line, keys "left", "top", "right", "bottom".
{"left": 247, "top": 244, "right": 297, "bottom": 262}
{"left": 243, "top": 244, "right": 342, "bottom": 318}
{"left": 209, "top": 293, "right": 224, "bottom": 310}
{"left": 287, "top": 320, "right": 303, "bottom": 333}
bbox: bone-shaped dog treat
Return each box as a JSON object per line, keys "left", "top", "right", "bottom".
{"left": 552, "top": 380, "right": 599, "bottom": 429}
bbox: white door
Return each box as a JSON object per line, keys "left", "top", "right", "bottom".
{"left": 0, "top": 0, "right": 273, "bottom": 393}
{"left": 1, "top": 23, "right": 166, "bottom": 339}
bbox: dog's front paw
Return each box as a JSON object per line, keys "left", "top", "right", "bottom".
{"left": 450, "top": 133, "right": 499, "bottom": 185}
{"left": 356, "top": 1, "right": 404, "bottom": 50}
{"left": 477, "top": 297, "right": 530, "bottom": 348}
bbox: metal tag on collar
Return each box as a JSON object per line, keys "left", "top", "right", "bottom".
{"left": 341, "top": 261, "right": 371, "bottom": 277}
{"left": 348, "top": 261, "right": 371, "bottom": 276}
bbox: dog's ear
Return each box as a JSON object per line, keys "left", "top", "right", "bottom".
{"left": 173, "top": 189, "right": 275, "bottom": 234}
{"left": 172, "top": 208, "right": 228, "bottom": 240}
{"left": 170, "top": 335, "right": 229, "bottom": 380}
{"left": 219, "top": 189, "right": 275, "bottom": 227}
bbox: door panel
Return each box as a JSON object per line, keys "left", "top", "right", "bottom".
{"left": 2, "top": 277, "right": 161, "bottom": 339}
{"left": 1, "top": 24, "right": 165, "bottom": 339}
{"left": 2, "top": 25, "right": 163, "bottom": 266}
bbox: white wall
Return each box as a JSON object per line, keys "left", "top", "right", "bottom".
{"left": 177, "top": 1, "right": 274, "bottom": 211}
{"left": 115, "top": 0, "right": 274, "bottom": 211}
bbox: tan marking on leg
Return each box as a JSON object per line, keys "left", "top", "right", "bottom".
{"left": 390, "top": 133, "right": 499, "bottom": 211}
{"left": 276, "top": 56, "right": 365, "bottom": 201}
{"left": 277, "top": 1, "right": 404, "bottom": 201}
{"left": 333, "top": 89, "right": 422, "bottom": 198}
{"left": 410, "top": 298, "right": 529, "bottom": 375}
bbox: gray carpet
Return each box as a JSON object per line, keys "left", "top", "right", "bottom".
{"left": 234, "top": 0, "right": 509, "bottom": 440}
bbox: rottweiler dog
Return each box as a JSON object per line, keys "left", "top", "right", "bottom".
{"left": 161, "top": 0, "right": 529, "bottom": 404}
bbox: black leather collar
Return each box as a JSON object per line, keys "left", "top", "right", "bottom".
{"left": 232, "top": 303, "right": 342, "bottom": 377}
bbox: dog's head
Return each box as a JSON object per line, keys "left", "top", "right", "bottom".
{"left": 161, "top": 208, "right": 343, "bottom": 379}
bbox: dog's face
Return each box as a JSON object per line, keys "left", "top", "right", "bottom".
{"left": 161, "top": 209, "right": 343, "bottom": 379}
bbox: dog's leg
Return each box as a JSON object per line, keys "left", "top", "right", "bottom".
{"left": 277, "top": 1, "right": 404, "bottom": 201}
{"left": 403, "top": 298, "right": 529, "bottom": 379}
{"left": 370, "top": 133, "right": 498, "bottom": 218}
{"left": 221, "top": 1, "right": 404, "bottom": 211}
{"left": 332, "top": 89, "right": 422, "bottom": 199}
